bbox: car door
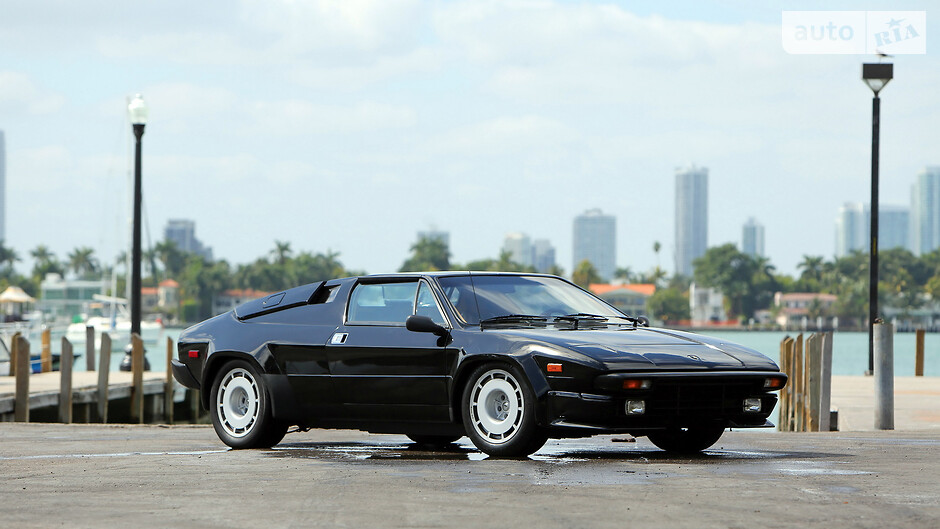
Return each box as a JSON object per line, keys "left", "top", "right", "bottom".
{"left": 328, "top": 279, "right": 455, "bottom": 422}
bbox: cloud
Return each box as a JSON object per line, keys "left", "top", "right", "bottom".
{"left": 0, "top": 71, "right": 65, "bottom": 114}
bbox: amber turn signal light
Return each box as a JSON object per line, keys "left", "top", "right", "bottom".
{"left": 623, "top": 379, "right": 651, "bottom": 390}
{"left": 764, "top": 377, "right": 785, "bottom": 389}
{"left": 546, "top": 363, "right": 563, "bottom": 373}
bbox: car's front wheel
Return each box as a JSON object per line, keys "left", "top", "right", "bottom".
{"left": 210, "top": 359, "right": 288, "bottom": 449}
{"left": 646, "top": 423, "right": 725, "bottom": 454}
{"left": 461, "top": 364, "right": 547, "bottom": 457}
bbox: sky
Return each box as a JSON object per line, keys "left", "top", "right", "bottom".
{"left": 1, "top": 0, "right": 938, "bottom": 279}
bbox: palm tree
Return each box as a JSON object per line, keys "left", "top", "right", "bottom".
{"left": 68, "top": 247, "right": 99, "bottom": 278}
{"left": 653, "top": 241, "right": 662, "bottom": 269}
{"left": 0, "top": 241, "right": 20, "bottom": 272}
{"left": 271, "top": 240, "right": 293, "bottom": 266}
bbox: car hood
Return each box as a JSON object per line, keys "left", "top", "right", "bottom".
{"left": 490, "top": 326, "right": 779, "bottom": 371}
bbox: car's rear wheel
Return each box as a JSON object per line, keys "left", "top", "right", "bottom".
{"left": 210, "top": 359, "right": 288, "bottom": 449}
{"left": 406, "top": 434, "right": 462, "bottom": 446}
{"left": 646, "top": 423, "right": 725, "bottom": 454}
{"left": 462, "top": 364, "right": 547, "bottom": 457}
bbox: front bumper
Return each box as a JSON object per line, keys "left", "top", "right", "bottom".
{"left": 545, "top": 371, "right": 782, "bottom": 433}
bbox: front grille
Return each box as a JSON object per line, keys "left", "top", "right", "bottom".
{"left": 644, "top": 379, "right": 759, "bottom": 418}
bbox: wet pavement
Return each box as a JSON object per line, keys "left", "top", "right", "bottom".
{"left": 1, "top": 424, "right": 938, "bottom": 527}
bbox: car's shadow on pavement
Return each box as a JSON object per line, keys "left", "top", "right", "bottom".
{"left": 265, "top": 440, "right": 849, "bottom": 464}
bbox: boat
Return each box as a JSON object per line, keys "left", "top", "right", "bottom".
{"left": 65, "top": 294, "right": 164, "bottom": 351}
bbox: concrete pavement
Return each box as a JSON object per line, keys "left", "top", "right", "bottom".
{"left": 1, "top": 423, "right": 938, "bottom": 528}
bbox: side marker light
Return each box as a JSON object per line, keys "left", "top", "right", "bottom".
{"left": 188, "top": 350, "right": 199, "bottom": 358}
{"left": 546, "top": 363, "right": 563, "bottom": 373}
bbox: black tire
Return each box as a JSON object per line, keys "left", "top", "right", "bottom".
{"left": 209, "top": 359, "right": 288, "bottom": 449}
{"left": 646, "top": 423, "right": 725, "bottom": 454}
{"left": 406, "top": 434, "right": 462, "bottom": 446}
{"left": 461, "top": 363, "right": 547, "bottom": 458}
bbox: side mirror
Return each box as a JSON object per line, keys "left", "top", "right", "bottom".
{"left": 406, "top": 315, "right": 449, "bottom": 337}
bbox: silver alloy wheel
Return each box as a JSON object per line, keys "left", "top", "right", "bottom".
{"left": 215, "top": 367, "right": 260, "bottom": 438}
{"left": 469, "top": 368, "right": 524, "bottom": 444}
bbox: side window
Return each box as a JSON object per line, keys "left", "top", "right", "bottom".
{"left": 348, "top": 281, "right": 418, "bottom": 325}
{"left": 415, "top": 281, "right": 446, "bottom": 326}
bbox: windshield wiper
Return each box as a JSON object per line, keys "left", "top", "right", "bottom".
{"left": 480, "top": 314, "right": 548, "bottom": 327}
{"left": 553, "top": 313, "right": 609, "bottom": 329}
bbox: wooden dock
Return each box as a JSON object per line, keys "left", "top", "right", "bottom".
{"left": 0, "top": 333, "right": 204, "bottom": 424}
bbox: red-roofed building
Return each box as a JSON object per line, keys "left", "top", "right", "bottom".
{"left": 774, "top": 292, "right": 838, "bottom": 329}
{"left": 213, "top": 288, "right": 275, "bottom": 316}
{"left": 589, "top": 283, "right": 655, "bottom": 318}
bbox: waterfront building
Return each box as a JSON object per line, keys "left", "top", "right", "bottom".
{"left": 39, "top": 273, "right": 107, "bottom": 321}
{"left": 741, "top": 217, "right": 764, "bottom": 257}
{"left": 773, "top": 292, "right": 838, "bottom": 330}
{"left": 572, "top": 209, "right": 616, "bottom": 281}
{"left": 212, "top": 288, "right": 273, "bottom": 316}
{"left": 531, "top": 239, "right": 556, "bottom": 273}
{"left": 164, "top": 219, "right": 213, "bottom": 260}
{"left": 835, "top": 203, "right": 910, "bottom": 257}
{"left": 689, "top": 283, "right": 725, "bottom": 325}
{"left": 911, "top": 166, "right": 940, "bottom": 255}
{"left": 675, "top": 165, "right": 708, "bottom": 277}
{"left": 0, "top": 130, "right": 6, "bottom": 242}
{"left": 589, "top": 283, "right": 654, "bottom": 319}
{"left": 502, "top": 232, "right": 532, "bottom": 267}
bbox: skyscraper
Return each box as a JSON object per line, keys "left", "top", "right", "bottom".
{"left": 741, "top": 217, "right": 764, "bottom": 257}
{"left": 835, "top": 203, "right": 868, "bottom": 257}
{"left": 674, "top": 165, "right": 708, "bottom": 276}
{"left": 0, "top": 130, "right": 5, "bottom": 243}
{"left": 835, "top": 202, "right": 910, "bottom": 257}
{"left": 502, "top": 232, "right": 532, "bottom": 267}
{"left": 911, "top": 166, "right": 940, "bottom": 255}
{"left": 531, "top": 239, "right": 556, "bottom": 273}
{"left": 572, "top": 209, "right": 616, "bottom": 281}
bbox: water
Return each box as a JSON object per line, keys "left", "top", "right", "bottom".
{"left": 698, "top": 330, "right": 939, "bottom": 376}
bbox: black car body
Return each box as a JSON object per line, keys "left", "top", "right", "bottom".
{"left": 173, "top": 272, "right": 786, "bottom": 457}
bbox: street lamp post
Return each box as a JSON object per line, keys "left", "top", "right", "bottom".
{"left": 122, "top": 94, "right": 149, "bottom": 372}
{"left": 862, "top": 62, "right": 893, "bottom": 375}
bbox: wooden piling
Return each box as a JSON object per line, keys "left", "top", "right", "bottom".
{"left": 13, "top": 335, "right": 30, "bottom": 422}
{"left": 41, "top": 328, "right": 52, "bottom": 373}
{"left": 59, "top": 338, "right": 73, "bottom": 424}
{"left": 130, "top": 333, "right": 144, "bottom": 424}
{"left": 85, "top": 325, "right": 96, "bottom": 371}
{"left": 819, "top": 332, "right": 833, "bottom": 432}
{"left": 807, "top": 334, "right": 821, "bottom": 432}
{"left": 10, "top": 331, "right": 20, "bottom": 377}
{"left": 915, "top": 329, "right": 925, "bottom": 377}
{"left": 165, "top": 337, "right": 174, "bottom": 424}
{"left": 14, "top": 336, "right": 30, "bottom": 422}
{"left": 779, "top": 336, "right": 794, "bottom": 431}
{"left": 97, "top": 333, "right": 111, "bottom": 423}
{"left": 793, "top": 334, "right": 804, "bottom": 432}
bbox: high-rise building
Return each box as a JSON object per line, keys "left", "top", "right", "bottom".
{"left": 573, "top": 209, "right": 616, "bottom": 281}
{"left": 502, "top": 232, "right": 532, "bottom": 267}
{"left": 835, "top": 203, "right": 868, "bottom": 257}
{"left": 164, "top": 219, "right": 213, "bottom": 261}
{"left": 880, "top": 206, "right": 909, "bottom": 252}
{"left": 835, "top": 202, "right": 909, "bottom": 257}
{"left": 911, "top": 166, "right": 940, "bottom": 256}
{"left": 741, "top": 217, "right": 764, "bottom": 257}
{"left": 0, "top": 130, "right": 5, "bottom": 242}
{"left": 674, "top": 165, "right": 708, "bottom": 276}
{"left": 531, "top": 239, "right": 556, "bottom": 273}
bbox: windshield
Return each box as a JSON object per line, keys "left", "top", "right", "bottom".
{"left": 436, "top": 275, "right": 625, "bottom": 325}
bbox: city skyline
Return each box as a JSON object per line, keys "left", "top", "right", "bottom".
{"left": 1, "top": 2, "right": 938, "bottom": 277}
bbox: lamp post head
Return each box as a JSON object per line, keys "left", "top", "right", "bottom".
{"left": 862, "top": 63, "right": 893, "bottom": 96}
{"left": 127, "top": 94, "right": 149, "bottom": 125}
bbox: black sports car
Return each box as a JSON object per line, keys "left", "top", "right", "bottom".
{"left": 172, "top": 272, "right": 786, "bottom": 457}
